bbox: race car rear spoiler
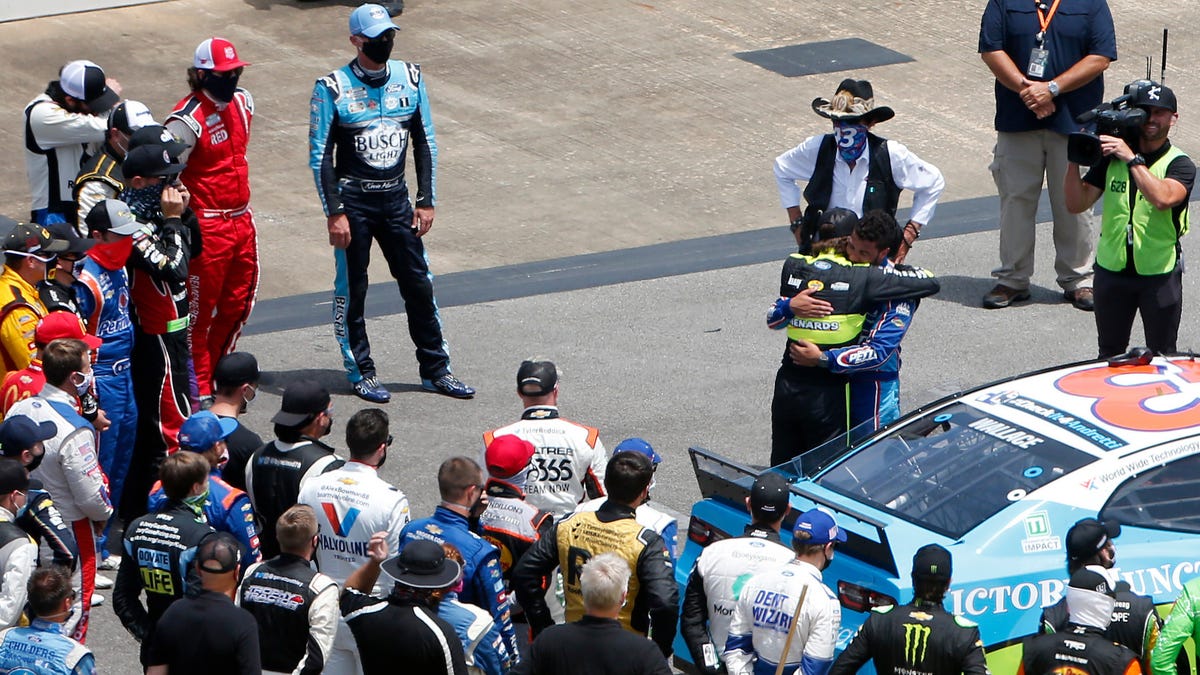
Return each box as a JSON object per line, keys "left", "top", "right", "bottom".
{"left": 689, "top": 445, "right": 899, "bottom": 576}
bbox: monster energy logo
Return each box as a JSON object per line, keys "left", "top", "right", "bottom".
{"left": 903, "top": 623, "right": 931, "bottom": 663}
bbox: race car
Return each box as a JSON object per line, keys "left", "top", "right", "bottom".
{"left": 676, "top": 354, "right": 1200, "bottom": 674}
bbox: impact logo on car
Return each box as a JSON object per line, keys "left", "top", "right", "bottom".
{"left": 1020, "top": 510, "right": 1061, "bottom": 554}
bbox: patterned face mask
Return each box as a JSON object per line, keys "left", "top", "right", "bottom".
{"left": 833, "top": 122, "right": 869, "bottom": 163}
{"left": 123, "top": 182, "right": 166, "bottom": 220}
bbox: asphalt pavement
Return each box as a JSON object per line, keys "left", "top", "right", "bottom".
{"left": 84, "top": 219, "right": 1200, "bottom": 671}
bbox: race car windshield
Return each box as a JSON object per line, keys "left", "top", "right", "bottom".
{"left": 816, "top": 403, "right": 1091, "bottom": 538}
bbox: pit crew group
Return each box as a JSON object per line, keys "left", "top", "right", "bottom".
{"left": 0, "top": 351, "right": 680, "bottom": 674}
{"left": 683, "top": 481, "right": 1200, "bottom": 675}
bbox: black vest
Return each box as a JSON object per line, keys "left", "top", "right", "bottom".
{"left": 239, "top": 554, "right": 332, "bottom": 673}
{"left": 247, "top": 438, "right": 342, "bottom": 558}
{"left": 798, "top": 133, "right": 901, "bottom": 253}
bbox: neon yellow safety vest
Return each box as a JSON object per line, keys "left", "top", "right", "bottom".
{"left": 1098, "top": 145, "right": 1190, "bottom": 275}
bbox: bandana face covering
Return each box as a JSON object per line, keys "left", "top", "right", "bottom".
{"left": 123, "top": 183, "right": 166, "bottom": 220}
{"left": 184, "top": 485, "right": 210, "bottom": 518}
{"left": 89, "top": 237, "right": 135, "bottom": 270}
{"left": 834, "top": 122, "right": 869, "bottom": 163}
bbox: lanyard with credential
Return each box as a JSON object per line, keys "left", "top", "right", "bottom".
{"left": 1034, "top": 0, "right": 1062, "bottom": 45}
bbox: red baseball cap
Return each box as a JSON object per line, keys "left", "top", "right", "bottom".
{"left": 193, "top": 38, "right": 250, "bottom": 72}
{"left": 36, "top": 312, "right": 102, "bottom": 350}
{"left": 486, "top": 435, "right": 536, "bottom": 479}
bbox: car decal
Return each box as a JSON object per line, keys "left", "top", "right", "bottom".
{"left": 1055, "top": 361, "right": 1200, "bottom": 432}
{"left": 978, "top": 389, "right": 1128, "bottom": 450}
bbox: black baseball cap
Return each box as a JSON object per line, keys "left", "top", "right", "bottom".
{"left": 819, "top": 207, "right": 860, "bottom": 240}
{"left": 749, "top": 472, "right": 790, "bottom": 519}
{"left": 3, "top": 223, "right": 70, "bottom": 255}
{"left": 383, "top": 539, "right": 462, "bottom": 590}
{"left": 128, "top": 125, "right": 188, "bottom": 158}
{"left": 912, "top": 543, "right": 952, "bottom": 580}
{"left": 517, "top": 360, "right": 557, "bottom": 397}
{"left": 214, "top": 352, "right": 260, "bottom": 389}
{"left": 1132, "top": 81, "right": 1178, "bottom": 113}
{"left": 196, "top": 532, "right": 242, "bottom": 574}
{"left": 45, "top": 223, "right": 95, "bottom": 255}
{"left": 122, "top": 144, "right": 186, "bottom": 179}
{"left": 271, "top": 380, "right": 330, "bottom": 426}
{"left": 1066, "top": 518, "right": 1121, "bottom": 561}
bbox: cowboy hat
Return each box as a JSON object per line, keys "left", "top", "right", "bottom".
{"left": 812, "top": 78, "right": 895, "bottom": 125}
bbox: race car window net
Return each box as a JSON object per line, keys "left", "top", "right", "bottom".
{"left": 1102, "top": 450, "right": 1200, "bottom": 534}
{"left": 815, "top": 403, "right": 1091, "bottom": 539}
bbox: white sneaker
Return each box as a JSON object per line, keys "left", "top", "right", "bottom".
{"left": 97, "top": 555, "right": 121, "bottom": 571}
{"left": 94, "top": 574, "right": 114, "bottom": 589}
{"left": 90, "top": 593, "right": 105, "bottom": 607}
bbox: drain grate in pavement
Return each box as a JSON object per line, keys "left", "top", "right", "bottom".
{"left": 734, "top": 38, "right": 914, "bottom": 77}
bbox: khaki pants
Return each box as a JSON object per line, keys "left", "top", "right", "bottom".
{"left": 990, "top": 129, "right": 1095, "bottom": 291}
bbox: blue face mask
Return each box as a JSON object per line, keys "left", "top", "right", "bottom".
{"left": 122, "top": 182, "right": 166, "bottom": 220}
{"left": 834, "top": 122, "right": 869, "bottom": 163}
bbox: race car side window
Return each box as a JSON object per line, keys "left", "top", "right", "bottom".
{"left": 1101, "top": 451, "right": 1200, "bottom": 534}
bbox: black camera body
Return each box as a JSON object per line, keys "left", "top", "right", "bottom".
{"left": 1067, "top": 80, "right": 1154, "bottom": 165}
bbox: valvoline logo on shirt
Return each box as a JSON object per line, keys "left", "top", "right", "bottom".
{"left": 322, "top": 502, "right": 361, "bottom": 537}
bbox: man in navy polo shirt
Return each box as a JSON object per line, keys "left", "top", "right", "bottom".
{"left": 978, "top": 0, "right": 1116, "bottom": 311}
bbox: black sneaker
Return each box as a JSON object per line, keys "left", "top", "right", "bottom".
{"left": 421, "top": 374, "right": 475, "bottom": 399}
{"left": 353, "top": 376, "right": 391, "bottom": 403}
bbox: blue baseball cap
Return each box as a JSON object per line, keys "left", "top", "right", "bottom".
{"left": 178, "top": 411, "right": 238, "bottom": 452}
{"left": 614, "top": 438, "right": 661, "bottom": 464}
{"left": 793, "top": 508, "right": 847, "bottom": 545}
{"left": 0, "top": 415, "right": 56, "bottom": 456}
{"left": 350, "top": 4, "right": 400, "bottom": 38}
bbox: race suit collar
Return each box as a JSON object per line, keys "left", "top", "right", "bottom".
{"left": 29, "top": 618, "right": 67, "bottom": 634}
{"left": 40, "top": 383, "right": 77, "bottom": 408}
{"left": 596, "top": 499, "right": 637, "bottom": 520}
{"left": 521, "top": 405, "right": 560, "bottom": 420}
{"left": 434, "top": 504, "right": 470, "bottom": 526}
{"left": 743, "top": 524, "right": 784, "bottom": 544}
{"left": 485, "top": 478, "right": 525, "bottom": 499}
{"left": 790, "top": 558, "right": 825, "bottom": 581}
{"left": 349, "top": 58, "right": 390, "bottom": 88}
{"left": 910, "top": 598, "right": 945, "bottom": 611}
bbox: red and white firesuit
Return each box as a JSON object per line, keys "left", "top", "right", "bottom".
{"left": 166, "top": 87, "right": 257, "bottom": 399}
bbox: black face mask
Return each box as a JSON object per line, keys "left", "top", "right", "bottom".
{"left": 361, "top": 35, "right": 394, "bottom": 64}
{"left": 26, "top": 451, "right": 44, "bottom": 473}
{"left": 375, "top": 448, "right": 387, "bottom": 471}
{"left": 202, "top": 71, "right": 240, "bottom": 103}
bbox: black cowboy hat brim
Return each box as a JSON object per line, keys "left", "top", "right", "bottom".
{"left": 811, "top": 97, "right": 895, "bottom": 124}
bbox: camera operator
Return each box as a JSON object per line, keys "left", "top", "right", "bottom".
{"left": 1064, "top": 82, "right": 1195, "bottom": 357}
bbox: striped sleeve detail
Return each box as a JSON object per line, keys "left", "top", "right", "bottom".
{"left": 415, "top": 606, "right": 458, "bottom": 674}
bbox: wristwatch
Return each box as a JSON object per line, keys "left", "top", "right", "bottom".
{"left": 1127, "top": 154, "right": 1147, "bottom": 168}
{"left": 1047, "top": 80, "right": 1060, "bottom": 97}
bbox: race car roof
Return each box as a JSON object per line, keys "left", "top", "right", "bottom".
{"left": 959, "top": 357, "right": 1200, "bottom": 458}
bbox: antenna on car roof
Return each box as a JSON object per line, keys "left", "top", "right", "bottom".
{"left": 1161, "top": 28, "right": 1168, "bottom": 84}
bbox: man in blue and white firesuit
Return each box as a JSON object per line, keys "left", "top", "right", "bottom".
{"left": 308, "top": 3, "right": 473, "bottom": 404}
{"left": 787, "top": 211, "right": 921, "bottom": 432}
